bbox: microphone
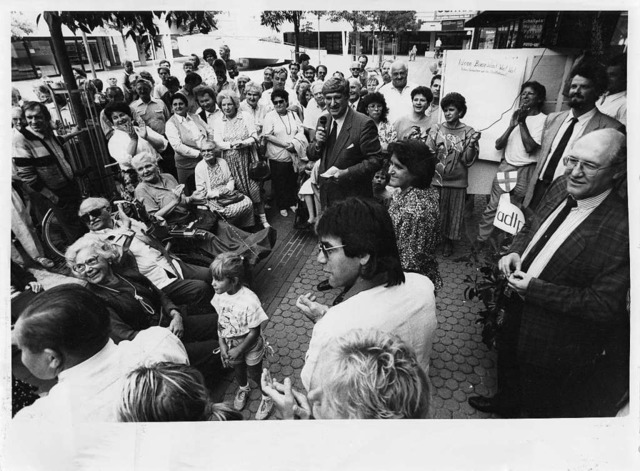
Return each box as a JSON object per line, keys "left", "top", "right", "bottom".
{"left": 316, "top": 115, "right": 328, "bottom": 150}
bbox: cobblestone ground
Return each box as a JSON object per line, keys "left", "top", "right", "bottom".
{"left": 223, "top": 196, "right": 500, "bottom": 420}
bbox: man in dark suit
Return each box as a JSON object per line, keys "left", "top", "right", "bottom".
{"left": 307, "top": 77, "right": 383, "bottom": 209}
{"left": 470, "top": 129, "right": 629, "bottom": 418}
{"left": 523, "top": 61, "right": 624, "bottom": 210}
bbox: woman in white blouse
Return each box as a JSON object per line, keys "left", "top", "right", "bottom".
{"left": 165, "top": 92, "right": 214, "bottom": 193}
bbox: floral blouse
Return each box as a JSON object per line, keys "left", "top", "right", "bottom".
{"left": 388, "top": 186, "right": 442, "bottom": 291}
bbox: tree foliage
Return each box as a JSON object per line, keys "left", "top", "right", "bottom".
{"left": 367, "top": 11, "right": 423, "bottom": 34}
{"left": 260, "top": 11, "right": 306, "bottom": 55}
{"left": 327, "top": 11, "right": 371, "bottom": 32}
{"left": 37, "top": 11, "right": 219, "bottom": 40}
{"left": 11, "top": 11, "right": 35, "bottom": 40}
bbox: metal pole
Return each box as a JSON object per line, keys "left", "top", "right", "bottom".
{"left": 317, "top": 14, "right": 321, "bottom": 64}
{"left": 81, "top": 31, "right": 97, "bottom": 79}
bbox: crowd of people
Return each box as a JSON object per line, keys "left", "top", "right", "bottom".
{"left": 10, "top": 42, "right": 629, "bottom": 426}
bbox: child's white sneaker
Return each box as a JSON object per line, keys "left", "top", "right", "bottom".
{"left": 255, "top": 395, "right": 273, "bottom": 420}
{"left": 234, "top": 385, "right": 250, "bottom": 411}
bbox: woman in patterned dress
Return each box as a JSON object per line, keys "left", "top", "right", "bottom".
{"left": 361, "top": 92, "right": 397, "bottom": 157}
{"left": 212, "top": 90, "right": 269, "bottom": 228}
{"left": 426, "top": 92, "right": 480, "bottom": 257}
{"left": 194, "top": 142, "right": 255, "bottom": 229}
{"left": 387, "top": 139, "right": 442, "bottom": 291}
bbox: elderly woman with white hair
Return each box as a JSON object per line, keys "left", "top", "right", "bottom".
{"left": 262, "top": 329, "right": 431, "bottom": 419}
{"left": 64, "top": 235, "right": 223, "bottom": 389}
{"left": 239, "top": 81, "right": 268, "bottom": 135}
{"left": 212, "top": 89, "right": 269, "bottom": 227}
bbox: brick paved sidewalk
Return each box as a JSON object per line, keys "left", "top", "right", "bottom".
{"left": 224, "top": 197, "right": 500, "bottom": 420}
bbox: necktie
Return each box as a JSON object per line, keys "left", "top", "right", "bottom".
{"left": 325, "top": 121, "right": 338, "bottom": 159}
{"left": 521, "top": 197, "right": 578, "bottom": 272}
{"left": 542, "top": 117, "right": 578, "bottom": 183}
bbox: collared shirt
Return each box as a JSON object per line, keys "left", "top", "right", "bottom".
{"left": 134, "top": 173, "right": 191, "bottom": 222}
{"left": 350, "top": 98, "right": 361, "bottom": 112}
{"left": 597, "top": 90, "right": 626, "bottom": 125}
{"left": 28, "top": 127, "right": 74, "bottom": 180}
{"left": 239, "top": 101, "right": 268, "bottom": 133}
{"left": 130, "top": 97, "right": 170, "bottom": 135}
{"left": 539, "top": 107, "right": 598, "bottom": 181}
{"left": 165, "top": 114, "right": 210, "bottom": 158}
{"left": 302, "top": 98, "right": 325, "bottom": 130}
{"left": 522, "top": 189, "right": 612, "bottom": 278}
{"left": 332, "top": 109, "right": 348, "bottom": 138}
{"left": 13, "top": 328, "right": 188, "bottom": 423}
{"left": 92, "top": 221, "right": 183, "bottom": 290}
{"left": 200, "top": 108, "right": 222, "bottom": 125}
{"left": 379, "top": 81, "right": 418, "bottom": 123}
{"left": 301, "top": 273, "right": 437, "bottom": 391}
{"left": 504, "top": 113, "right": 547, "bottom": 166}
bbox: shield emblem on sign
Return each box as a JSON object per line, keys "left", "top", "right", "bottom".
{"left": 497, "top": 171, "right": 518, "bottom": 193}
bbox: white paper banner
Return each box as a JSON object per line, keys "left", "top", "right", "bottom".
{"left": 494, "top": 193, "right": 525, "bottom": 235}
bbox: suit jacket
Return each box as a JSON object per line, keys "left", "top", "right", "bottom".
{"left": 511, "top": 176, "right": 629, "bottom": 372}
{"left": 307, "top": 107, "right": 383, "bottom": 208}
{"left": 522, "top": 109, "right": 624, "bottom": 207}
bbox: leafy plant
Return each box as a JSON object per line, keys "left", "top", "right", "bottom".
{"left": 464, "top": 260, "right": 509, "bottom": 350}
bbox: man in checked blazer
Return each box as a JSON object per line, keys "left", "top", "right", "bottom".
{"left": 469, "top": 129, "right": 629, "bottom": 418}
{"left": 307, "top": 77, "right": 383, "bottom": 209}
{"left": 522, "top": 61, "right": 624, "bottom": 211}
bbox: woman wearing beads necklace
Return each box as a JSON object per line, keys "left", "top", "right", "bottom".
{"left": 262, "top": 88, "right": 308, "bottom": 218}
{"left": 65, "top": 235, "right": 224, "bottom": 389}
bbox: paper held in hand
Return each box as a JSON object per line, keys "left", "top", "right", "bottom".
{"left": 320, "top": 166, "right": 340, "bottom": 178}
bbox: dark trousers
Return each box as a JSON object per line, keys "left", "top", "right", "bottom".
{"left": 161, "top": 261, "right": 214, "bottom": 315}
{"left": 269, "top": 160, "right": 298, "bottom": 210}
{"left": 182, "top": 314, "right": 225, "bottom": 390}
{"left": 51, "top": 184, "right": 87, "bottom": 243}
{"left": 493, "top": 293, "right": 523, "bottom": 413}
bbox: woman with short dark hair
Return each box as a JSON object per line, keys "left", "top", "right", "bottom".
{"left": 394, "top": 86, "right": 436, "bottom": 140}
{"left": 387, "top": 139, "right": 442, "bottom": 290}
{"left": 361, "top": 92, "right": 396, "bottom": 154}
{"left": 427, "top": 92, "right": 480, "bottom": 256}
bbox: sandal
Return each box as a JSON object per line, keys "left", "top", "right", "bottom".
{"left": 35, "top": 257, "right": 55, "bottom": 269}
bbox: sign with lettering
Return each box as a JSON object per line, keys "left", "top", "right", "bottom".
{"left": 442, "top": 50, "right": 527, "bottom": 163}
{"left": 494, "top": 193, "right": 525, "bottom": 235}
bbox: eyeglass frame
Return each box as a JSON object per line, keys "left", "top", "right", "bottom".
{"left": 72, "top": 256, "right": 101, "bottom": 274}
{"left": 79, "top": 206, "right": 108, "bottom": 224}
{"left": 562, "top": 155, "right": 616, "bottom": 176}
{"left": 318, "top": 241, "right": 346, "bottom": 258}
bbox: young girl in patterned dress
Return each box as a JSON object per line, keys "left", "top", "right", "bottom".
{"left": 426, "top": 92, "right": 481, "bottom": 256}
{"left": 210, "top": 252, "right": 273, "bottom": 420}
{"left": 387, "top": 140, "right": 442, "bottom": 291}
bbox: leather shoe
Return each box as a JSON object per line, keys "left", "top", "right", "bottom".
{"left": 468, "top": 395, "right": 520, "bottom": 417}
{"left": 316, "top": 279, "right": 332, "bottom": 291}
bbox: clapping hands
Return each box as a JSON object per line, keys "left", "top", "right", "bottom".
{"left": 261, "top": 369, "right": 312, "bottom": 420}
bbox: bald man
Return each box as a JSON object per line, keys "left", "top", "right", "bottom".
{"left": 469, "top": 129, "right": 629, "bottom": 418}
{"left": 378, "top": 61, "right": 418, "bottom": 123}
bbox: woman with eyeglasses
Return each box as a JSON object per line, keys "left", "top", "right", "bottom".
{"left": 361, "top": 92, "right": 396, "bottom": 155}
{"left": 64, "top": 235, "right": 224, "bottom": 388}
{"left": 263, "top": 88, "right": 308, "bottom": 218}
{"left": 295, "top": 197, "right": 438, "bottom": 393}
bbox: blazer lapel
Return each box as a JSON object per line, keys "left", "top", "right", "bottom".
{"left": 327, "top": 108, "right": 353, "bottom": 168}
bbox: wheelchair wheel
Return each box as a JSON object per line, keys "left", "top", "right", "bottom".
{"left": 42, "top": 209, "right": 72, "bottom": 260}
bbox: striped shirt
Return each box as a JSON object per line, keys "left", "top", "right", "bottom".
{"left": 522, "top": 189, "right": 612, "bottom": 277}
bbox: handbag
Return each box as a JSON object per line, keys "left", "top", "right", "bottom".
{"left": 249, "top": 159, "right": 271, "bottom": 182}
{"left": 216, "top": 190, "right": 245, "bottom": 207}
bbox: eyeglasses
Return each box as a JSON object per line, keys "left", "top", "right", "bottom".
{"left": 318, "top": 242, "right": 346, "bottom": 258}
{"left": 563, "top": 156, "right": 614, "bottom": 176}
{"left": 72, "top": 256, "right": 101, "bottom": 274}
{"left": 272, "top": 100, "right": 286, "bottom": 105}
{"left": 367, "top": 104, "right": 383, "bottom": 110}
{"left": 79, "top": 207, "right": 106, "bottom": 224}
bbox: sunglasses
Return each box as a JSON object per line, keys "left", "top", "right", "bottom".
{"left": 79, "top": 207, "right": 106, "bottom": 224}
{"left": 272, "top": 100, "right": 287, "bottom": 105}
{"left": 318, "top": 242, "right": 346, "bottom": 258}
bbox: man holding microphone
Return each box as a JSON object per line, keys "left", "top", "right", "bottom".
{"left": 307, "top": 77, "right": 383, "bottom": 210}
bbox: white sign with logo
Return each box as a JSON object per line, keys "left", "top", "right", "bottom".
{"left": 494, "top": 193, "right": 525, "bottom": 235}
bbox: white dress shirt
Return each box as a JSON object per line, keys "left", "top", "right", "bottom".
{"left": 522, "top": 189, "right": 612, "bottom": 277}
